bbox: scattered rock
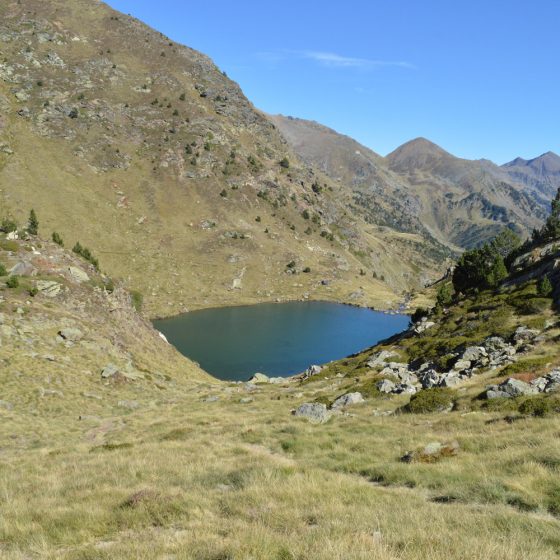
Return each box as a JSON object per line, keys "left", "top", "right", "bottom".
{"left": 292, "top": 402, "right": 330, "bottom": 424}
{"left": 58, "top": 327, "right": 84, "bottom": 342}
{"left": 367, "top": 350, "right": 397, "bottom": 368}
{"left": 331, "top": 392, "right": 364, "bottom": 409}
{"left": 377, "top": 379, "right": 396, "bottom": 393}
{"left": 36, "top": 280, "right": 62, "bottom": 297}
{"left": 101, "top": 363, "right": 120, "bottom": 378}
{"left": 68, "top": 266, "right": 90, "bottom": 283}
{"left": 249, "top": 373, "right": 270, "bottom": 384}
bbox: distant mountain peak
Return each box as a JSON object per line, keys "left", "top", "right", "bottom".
{"left": 385, "top": 137, "right": 452, "bottom": 171}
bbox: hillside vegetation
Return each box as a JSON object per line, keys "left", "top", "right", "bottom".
{"left": 0, "top": 0, "right": 450, "bottom": 317}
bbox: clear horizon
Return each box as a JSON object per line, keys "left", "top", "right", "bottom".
{"left": 106, "top": 0, "right": 560, "bottom": 165}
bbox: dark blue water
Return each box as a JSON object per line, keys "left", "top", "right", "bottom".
{"left": 154, "top": 301, "right": 408, "bottom": 381}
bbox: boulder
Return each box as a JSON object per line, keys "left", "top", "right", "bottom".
{"left": 58, "top": 327, "right": 84, "bottom": 342}
{"left": 249, "top": 373, "right": 269, "bottom": 384}
{"left": 393, "top": 383, "right": 418, "bottom": 394}
{"left": 331, "top": 392, "right": 365, "bottom": 409}
{"left": 68, "top": 266, "right": 90, "bottom": 283}
{"left": 366, "top": 350, "right": 396, "bottom": 368}
{"left": 453, "top": 359, "right": 471, "bottom": 372}
{"left": 101, "top": 363, "right": 120, "bottom": 378}
{"left": 414, "top": 318, "right": 435, "bottom": 333}
{"left": 485, "top": 377, "right": 539, "bottom": 399}
{"left": 513, "top": 326, "right": 540, "bottom": 346}
{"left": 419, "top": 369, "right": 440, "bottom": 389}
{"left": 304, "top": 364, "right": 323, "bottom": 378}
{"left": 36, "top": 280, "right": 62, "bottom": 298}
{"left": 462, "top": 346, "right": 488, "bottom": 363}
{"left": 377, "top": 379, "right": 396, "bottom": 393}
{"left": 9, "top": 261, "right": 36, "bottom": 276}
{"left": 293, "top": 403, "right": 330, "bottom": 424}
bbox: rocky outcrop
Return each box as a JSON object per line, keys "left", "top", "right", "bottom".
{"left": 485, "top": 370, "right": 560, "bottom": 399}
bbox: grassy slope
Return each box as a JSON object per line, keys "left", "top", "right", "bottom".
{"left": 0, "top": 0, "right": 442, "bottom": 318}
{"left": 1, "top": 236, "right": 560, "bottom": 559}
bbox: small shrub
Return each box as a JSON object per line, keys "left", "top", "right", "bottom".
{"left": 519, "top": 397, "right": 550, "bottom": 417}
{"left": 130, "top": 290, "right": 143, "bottom": 312}
{"left": 0, "top": 263, "right": 6, "bottom": 276}
{"left": 279, "top": 157, "right": 290, "bottom": 169}
{"left": 29, "top": 287, "right": 39, "bottom": 297}
{"left": 537, "top": 275, "right": 553, "bottom": 297}
{"left": 52, "top": 232, "right": 64, "bottom": 246}
{"left": 405, "top": 388, "right": 454, "bottom": 414}
{"left": 302, "top": 267, "right": 311, "bottom": 273}
{"left": 0, "top": 218, "right": 17, "bottom": 233}
{"left": 6, "top": 275, "right": 19, "bottom": 289}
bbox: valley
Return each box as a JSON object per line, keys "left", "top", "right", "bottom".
{"left": 0, "top": 1, "right": 559, "bottom": 559}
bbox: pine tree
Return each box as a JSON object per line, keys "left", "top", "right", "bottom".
{"left": 52, "top": 232, "right": 64, "bottom": 246}
{"left": 542, "top": 188, "right": 560, "bottom": 241}
{"left": 27, "top": 209, "right": 39, "bottom": 235}
{"left": 538, "top": 275, "right": 553, "bottom": 297}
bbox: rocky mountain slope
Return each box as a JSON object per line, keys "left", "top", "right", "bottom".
{"left": 503, "top": 151, "right": 560, "bottom": 200}
{"left": 0, "top": 0, "right": 448, "bottom": 317}
{"left": 271, "top": 116, "right": 548, "bottom": 251}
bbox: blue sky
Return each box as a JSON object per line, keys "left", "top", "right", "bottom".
{"left": 107, "top": 0, "right": 559, "bottom": 164}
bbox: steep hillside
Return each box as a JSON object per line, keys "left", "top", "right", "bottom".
{"left": 272, "top": 116, "right": 547, "bottom": 251}
{"left": 503, "top": 151, "right": 560, "bottom": 200}
{"left": 0, "top": 0, "right": 444, "bottom": 317}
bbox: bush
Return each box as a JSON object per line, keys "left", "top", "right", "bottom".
{"left": 0, "top": 263, "right": 6, "bottom": 276}
{"left": 302, "top": 267, "right": 311, "bottom": 273}
{"left": 411, "top": 307, "right": 430, "bottom": 323}
{"left": 405, "top": 388, "right": 454, "bottom": 414}
{"left": 0, "top": 218, "right": 17, "bottom": 233}
{"left": 6, "top": 275, "right": 19, "bottom": 288}
{"left": 518, "top": 396, "right": 557, "bottom": 417}
{"left": 130, "top": 290, "right": 143, "bottom": 312}
{"left": 279, "top": 157, "right": 290, "bottom": 169}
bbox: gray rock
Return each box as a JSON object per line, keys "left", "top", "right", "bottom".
{"left": 462, "top": 346, "right": 488, "bottom": 363}
{"left": 414, "top": 319, "right": 435, "bottom": 333}
{"left": 453, "top": 359, "right": 471, "bottom": 372}
{"left": 293, "top": 403, "right": 330, "bottom": 423}
{"left": 58, "top": 328, "right": 84, "bottom": 342}
{"left": 419, "top": 369, "right": 440, "bottom": 389}
{"left": 304, "top": 364, "right": 323, "bottom": 378}
{"left": 366, "top": 350, "right": 396, "bottom": 368}
{"left": 36, "top": 280, "right": 62, "bottom": 297}
{"left": 101, "top": 363, "right": 119, "bottom": 378}
{"left": 68, "top": 266, "right": 90, "bottom": 283}
{"left": 394, "top": 383, "right": 418, "bottom": 394}
{"left": 249, "top": 373, "right": 269, "bottom": 384}
{"left": 377, "top": 379, "right": 396, "bottom": 393}
{"left": 239, "top": 397, "right": 253, "bottom": 404}
{"left": 331, "top": 392, "right": 365, "bottom": 409}
{"left": 485, "top": 377, "right": 539, "bottom": 399}
{"left": 9, "top": 261, "right": 36, "bottom": 276}
{"left": 513, "top": 326, "right": 540, "bottom": 346}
